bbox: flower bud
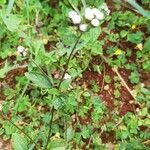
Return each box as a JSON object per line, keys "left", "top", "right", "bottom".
{"left": 79, "top": 24, "right": 88, "bottom": 32}
{"left": 91, "top": 18, "right": 100, "bottom": 27}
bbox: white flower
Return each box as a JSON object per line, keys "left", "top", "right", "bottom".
{"left": 64, "top": 73, "right": 71, "bottom": 80}
{"left": 71, "top": 15, "right": 81, "bottom": 24}
{"left": 91, "top": 18, "right": 100, "bottom": 27}
{"left": 79, "top": 24, "right": 88, "bottom": 32}
{"left": 92, "top": 8, "right": 104, "bottom": 20}
{"left": 84, "top": 8, "right": 94, "bottom": 20}
{"left": 17, "top": 45, "right": 25, "bottom": 53}
{"left": 68, "top": 10, "right": 78, "bottom": 19}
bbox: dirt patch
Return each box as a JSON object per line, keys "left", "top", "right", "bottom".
{"left": 0, "top": 138, "right": 11, "bottom": 150}
{"left": 2, "top": 68, "right": 27, "bottom": 88}
{"left": 101, "top": 131, "right": 116, "bottom": 143}
{"left": 82, "top": 60, "right": 136, "bottom": 115}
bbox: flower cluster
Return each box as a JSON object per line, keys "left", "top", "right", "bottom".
{"left": 68, "top": 4, "right": 110, "bottom": 32}
{"left": 17, "top": 45, "right": 28, "bottom": 56}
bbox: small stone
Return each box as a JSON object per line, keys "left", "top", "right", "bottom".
{"left": 104, "top": 84, "right": 109, "bottom": 90}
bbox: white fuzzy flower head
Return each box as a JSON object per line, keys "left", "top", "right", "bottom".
{"left": 79, "top": 24, "right": 88, "bottom": 32}
{"left": 84, "top": 7, "right": 94, "bottom": 20}
{"left": 71, "top": 14, "right": 81, "bottom": 24}
{"left": 91, "top": 18, "right": 100, "bottom": 27}
{"left": 68, "top": 10, "right": 78, "bottom": 19}
{"left": 17, "top": 45, "right": 25, "bottom": 53}
{"left": 64, "top": 73, "right": 71, "bottom": 80}
{"left": 92, "top": 8, "right": 104, "bottom": 20}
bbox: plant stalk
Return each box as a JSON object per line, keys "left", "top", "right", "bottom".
{"left": 44, "top": 33, "right": 82, "bottom": 150}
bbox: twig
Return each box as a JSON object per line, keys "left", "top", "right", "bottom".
{"left": 112, "top": 67, "right": 137, "bottom": 101}
{"left": 113, "top": 117, "right": 124, "bottom": 129}
{"left": 100, "top": 55, "right": 137, "bottom": 101}
{"left": 44, "top": 34, "right": 82, "bottom": 150}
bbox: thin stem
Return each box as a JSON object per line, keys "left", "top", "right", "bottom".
{"left": 0, "top": 113, "right": 39, "bottom": 149}
{"left": 44, "top": 34, "right": 82, "bottom": 150}
{"left": 112, "top": 67, "right": 137, "bottom": 101}
{"left": 58, "top": 34, "right": 82, "bottom": 88}
{"left": 81, "top": 0, "right": 86, "bottom": 10}
{"left": 67, "top": 0, "right": 80, "bottom": 14}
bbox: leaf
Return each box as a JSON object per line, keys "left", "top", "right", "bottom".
{"left": 82, "top": 27, "right": 101, "bottom": 44}
{"left": 127, "top": 31, "right": 143, "bottom": 44}
{"left": 91, "top": 41, "right": 103, "bottom": 56}
{"left": 1, "top": 13, "right": 20, "bottom": 32}
{"left": 129, "top": 71, "right": 140, "bottom": 84}
{"left": 25, "top": 72, "right": 51, "bottom": 89}
{"left": 48, "top": 139, "right": 66, "bottom": 150}
{"left": 60, "top": 79, "right": 71, "bottom": 91}
{"left": 0, "top": 61, "right": 12, "bottom": 78}
{"left": 12, "top": 133, "right": 28, "bottom": 150}
{"left": 66, "top": 127, "right": 74, "bottom": 141}
{"left": 6, "top": 0, "right": 15, "bottom": 15}
{"left": 127, "top": 0, "right": 150, "bottom": 19}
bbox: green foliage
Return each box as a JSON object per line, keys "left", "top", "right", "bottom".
{"left": 129, "top": 71, "right": 140, "bottom": 84}
{"left": 12, "top": 133, "right": 28, "bottom": 150}
{"left": 0, "top": 0, "right": 150, "bottom": 149}
{"left": 127, "top": 31, "right": 143, "bottom": 44}
{"left": 25, "top": 72, "right": 52, "bottom": 89}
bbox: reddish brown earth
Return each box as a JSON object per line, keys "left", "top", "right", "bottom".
{"left": 0, "top": 138, "right": 11, "bottom": 150}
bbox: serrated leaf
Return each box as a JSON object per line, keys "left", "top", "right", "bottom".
{"left": 12, "top": 133, "right": 28, "bottom": 150}
{"left": 25, "top": 72, "right": 51, "bottom": 89}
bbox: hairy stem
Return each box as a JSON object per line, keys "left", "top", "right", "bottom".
{"left": 44, "top": 34, "right": 82, "bottom": 150}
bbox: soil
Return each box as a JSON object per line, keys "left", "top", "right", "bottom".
{"left": 0, "top": 138, "right": 11, "bottom": 150}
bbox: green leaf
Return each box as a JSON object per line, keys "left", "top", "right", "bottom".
{"left": 6, "top": 0, "right": 15, "bottom": 15}
{"left": 12, "top": 133, "right": 28, "bottom": 150}
{"left": 127, "top": 0, "right": 150, "bottom": 19}
{"left": 66, "top": 126, "right": 74, "bottom": 141}
{"left": 143, "top": 60, "right": 150, "bottom": 71}
{"left": 1, "top": 13, "right": 20, "bottom": 32}
{"left": 60, "top": 79, "right": 71, "bottom": 91}
{"left": 120, "top": 30, "right": 128, "bottom": 38}
{"left": 25, "top": 72, "right": 51, "bottom": 89}
{"left": 91, "top": 41, "right": 103, "bottom": 56}
{"left": 129, "top": 71, "right": 140, "bottom": 84}
{"left": 48, "top": 139, "right": 66, "bottom": 150}
{"left": 82, "top": 27, "right": 101, "bottom": 44}
{"left": 127, "top": 31, "right": 143, "bottom": 44}
{"left": 0, "top": 61, "right": 12, "bottom": 78}
{"left": 143, "top": 36, "right": 150, "bottom": 51}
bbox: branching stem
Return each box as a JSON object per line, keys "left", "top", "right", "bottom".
{"left": 44, "top": 34, "right": 82, "bottom": 150}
